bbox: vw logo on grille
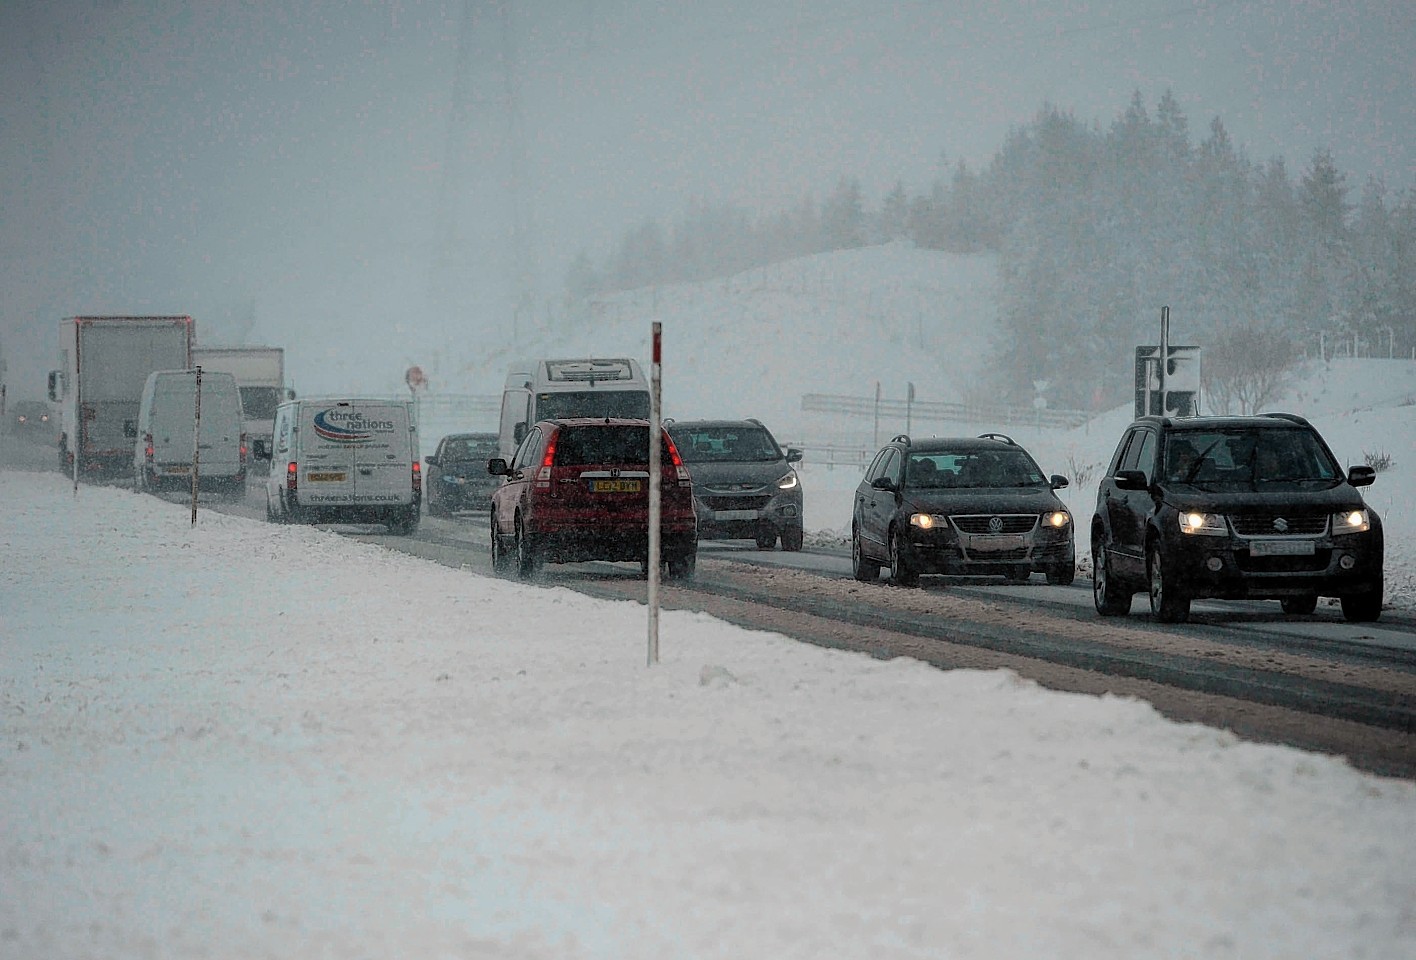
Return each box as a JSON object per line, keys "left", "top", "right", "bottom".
{"left": 1272, "top": 517, "right": 1289, "bottom": 532}
{"left": 988, "top": 516, "right": 1004, "bottom": 534}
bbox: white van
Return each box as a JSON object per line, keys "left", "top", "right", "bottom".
{"left": 497, "top": 357, "right": 651, "bottom": 461}
{"left": 257, "top": 398, "right": 421, "bottom": 535}
{"left": 133, "top": 369, "right": 247, "bottom": 498}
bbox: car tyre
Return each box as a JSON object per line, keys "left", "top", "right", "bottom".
{"left": 1005, "top": 564, "right": 1031, "bottom": 583}
{"left": 1092, "top": 533, "right": 1131, "bottom": 616}
{"left": 490, "top": 516, "right": 513, "bottom": 574}
{"left": 388, "top": 509, "right": 418, "bottom": 536}
{"left": 666, "top": 552, "right": 696, "bottom": 580}
{"left": 755, "top": 528, "right": 778, "bottom": 550}
{"left": 889, "top": 526, "right": 920, "bottom": 587}
{"left": 1280, "top": 594, "right": 1318, "bottom": 615}
{"left": 852, "top": 525, "right": 880, "bottom": 582}
{"left": 780, "top": 524, "right": 804, "bottom": 552}
{"left": 514, "top": 514, "right": 541, "bottom": 579}
{"left": 1340, "top": 582, "right": 1382, "bottom": 623}
{"left": 1148, "top": 541, "right": 1190, "bottom": 623}
{"left": 1046, "top": 562, "right": 1076, "bottom": 587}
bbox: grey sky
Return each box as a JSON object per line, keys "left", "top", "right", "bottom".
{"left": 2, "top": 0, "right": 1412, "bottom": 395}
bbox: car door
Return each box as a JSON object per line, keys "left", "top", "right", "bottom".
{"left": 492, "top": 425, "right": 541, "bottom": 539}
{"left": 857, "top": 447, "right": 901, "bottom": 561}
{"left": 1107, "top": 426, "right": 1158, "bottom": 580}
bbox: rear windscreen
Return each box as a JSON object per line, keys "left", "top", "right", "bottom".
{"left": 536, "top": 390, "right": 650, "bottom": 421}
{"left": 554, "top": 425, "right": 670, "bottom": 465}
{"left": 669, "top": 425, "right": 779, "bottom": 463}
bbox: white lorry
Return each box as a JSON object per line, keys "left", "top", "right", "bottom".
{"left": 191, "top": 346, "right": 290, "bottom": 470}
{"left": 48, "top": 316, "right": 195, "bottom": 480}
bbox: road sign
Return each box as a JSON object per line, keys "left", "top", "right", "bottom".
{"left": 1135, "top": 345, "right": 1201, "bottom": 417}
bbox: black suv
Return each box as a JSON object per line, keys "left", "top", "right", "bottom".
{"left": 852, "top": 433, "right": 1075, "bottom": 586}
{"left": 665, "top": 418, "right": 804, "bottom": 551}
{"left": 1090, "top": 413, "right": 1383, "bottom": 623}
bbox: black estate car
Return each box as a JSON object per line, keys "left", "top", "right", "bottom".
{"left": 852, "top": 433, "right": 1075, "bottom": 587}
{"left": 424, "top": 432, "right": 500, "bottom": 515}
{"left": 1090, "top": 413, "right": 1383, "bottom": 623}
{"left": 666, "top": 418, "right": 804, "bottom": 551}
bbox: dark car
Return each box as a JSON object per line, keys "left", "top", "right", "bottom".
{"left": 10, "top": 400, "right": 56, "bottom": 439}
{"left": 1090, "top": 413, "right": 1383, "bottom": 624}
{"left": 852, "top": 432, "right": 1075, "bottom": 587}
{"left": 487, "top": 418, "right": 698, "bottom": 579}
{"left": 424, "top": 432, "right": 500, "bottom": 515}
{"left": 665, "top": 418, "right": 804, "bottom": 550}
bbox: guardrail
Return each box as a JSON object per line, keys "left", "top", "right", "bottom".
{"left": 801, "top": 392, "right": 1094, "bottom": 430}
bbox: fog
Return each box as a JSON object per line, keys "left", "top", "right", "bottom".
{"left": 2, "top": 0, "right": 1412, "bottom": 399}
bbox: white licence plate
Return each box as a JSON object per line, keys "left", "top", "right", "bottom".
{"left": 1249, "top": 539, "right": 1316, "bottom": 557}
{"left": 713, "top": 509, "right": 759, "bottom": 521}
{"left": 968, "top": 534, "right": 1025, "bottom": 551}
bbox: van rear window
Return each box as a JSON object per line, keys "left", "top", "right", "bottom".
{"left": 554, "top": 425, "right": 668, "bottom": 465}
{"left": 536, "top": 390, "right": 650, "bottom": 421}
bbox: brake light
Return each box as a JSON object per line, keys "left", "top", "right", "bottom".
{"left": 143, "top": 433, "right": 154, "bottom": 462}
{"left": 239, "top": 432, "right": 248, "bottom": 464}
{"left": 537, "top": 430, "right": 557, "bottom": 484}
{"left": 411, "top": 459, "right": 422, "bottom": 495}
{"left": 663, "top": 433, "right": 692, "bottom": 486}
{"left": 286, "top": 461, "right": 298, "bottom": 493}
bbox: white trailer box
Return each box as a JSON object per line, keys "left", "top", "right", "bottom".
{"left": 192, "top": 346, "right": 287, "bottom": 466}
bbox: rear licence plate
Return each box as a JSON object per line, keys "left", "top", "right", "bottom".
{"left": 164, "top": 466, "right": 190, "bottom": 475}
{"left": 1249, "top": 539, "right": 1316, "bottom": 557}
{"left": 589, "top": 479, "right": 641, "bottom": 493}
{"left": 307, "top": 472, "right": 348, "bottom": 482}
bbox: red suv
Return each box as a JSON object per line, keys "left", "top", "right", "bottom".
{"left": 488, "top": 418, "right": 698, "bottom": 579}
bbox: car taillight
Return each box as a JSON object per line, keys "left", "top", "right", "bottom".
{"left": 537, "top": 431, "right": 557, "bottom": 484}
{"left": 412, "top": 460, "right": 422, "bottom": 494}
{"left": 239, "top": 432, "right": 248, "bottom": 464}
{"left": 663, "top": 433, "right": 692, "bottom": 486}
{"left": 143, "top": 433, "right": 154, "bottom": 462}
{"left": 286, "top": 461, "right": 298, "bottom": 493}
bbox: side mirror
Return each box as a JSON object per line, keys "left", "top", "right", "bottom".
{"left": 425, "top": 454, "right": 440, "bottom": 467}
{"left": 252, "top": 439, "right": 271, "bottom": 461}
{"left": 1049, "top": 474, "right": 1069, "bottom": 490}
{"left": 870, "top": 476, "right": 896, "bottom": 492}
{"left": 1113, "top": 469, "right": 1149, "bottom": 491}
{"left": 1347, "top": 464, "right": 1376, "bottom": 487}
{"left": 785, "top": 447, "right": 803, "bottom": 464}
{"left": 488, "top": 457, "right": 510, "bottom": 477}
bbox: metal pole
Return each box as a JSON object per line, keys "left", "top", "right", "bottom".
{"left": 873, "top": 380, "right": 881, "bottom": 447}
{"left": 190, "top": 366, "right": 202, "bottom": 526}
{"left": 1158, "top": 306, "right": 1170, "bottom": 416}
{"left": 647, "top": 322, "right": 662, "bottom": 666}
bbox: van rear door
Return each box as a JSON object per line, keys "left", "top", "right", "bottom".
{"left": 350, "top": 403, "right": 414, "bottom": 505}
{"left": 297, "top": 402, "right": 361, "bottom": 505}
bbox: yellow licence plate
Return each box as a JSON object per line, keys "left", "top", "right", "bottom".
{"left": 307, "top": 472, "right": 348, "bottom": 482}
{"left": 589, "top": 479, "right": 641, "bottom": 493}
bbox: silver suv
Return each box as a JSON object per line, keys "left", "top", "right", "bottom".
{"left": 665, "top": 419, "right": 804, "bottom": 551}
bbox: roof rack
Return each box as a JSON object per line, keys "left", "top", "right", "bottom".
{"left": 977, "top": 432, "right": 1017, "bottom": 445}
{"left": 890, "top": 433, "right": 911, "bottom": 445}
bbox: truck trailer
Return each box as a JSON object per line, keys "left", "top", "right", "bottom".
{"left": 192, "top": 346, "right": 290, "bottom": 470}
{"left": 48, "top": 316, "right": 195, "bottom": 480}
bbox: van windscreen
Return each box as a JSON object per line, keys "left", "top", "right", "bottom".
{"left": 536, "top": 390, "right": 650, "bottom": 421}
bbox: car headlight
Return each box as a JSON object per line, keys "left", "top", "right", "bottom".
{"left": 777, "top": 471, "right": 799, "bottom": 491}
{"left": 1043, "top": 510, "right": 1070, "bottom": 529}
{"left": 1331, "top": 509, "right": 1370, "bottom": 534}
{"left": 909, "top": 512, "right": 937, "bottom": 529}
{"left": 1178, "top": 511, "right": 1227, "bottom": 536}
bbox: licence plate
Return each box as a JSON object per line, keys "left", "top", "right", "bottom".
{"left": 307, "top": 472, "right": 348, "bottom": 482}
{"left": 969, "top": 534, "right": 1025, "bottom": 552}
{"left": 1249, "top": 539, "right": 1316, "bottom": 557}
{"left": 589, "top": 479, "right": 641, "bottom": 493}
{"left": 164, "top": 466, "right": 190, "bottom": 475}
{"left": 713, "top": 509, "right": 759, "bottom": 521}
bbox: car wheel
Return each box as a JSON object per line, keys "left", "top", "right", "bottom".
{"left": 1340, "top": 582, "right": 1383, "bottom": 623}
{"left": 888, "top": 526, "right": 919, "bottom": 587}
{"left": 852, "top": 525, "right": 880, "bottom": 582}
{"left": 1005, "top": 564, "right": 1031, "bottom": 583}
{"left": 1046, "top": 562, "right": 1076, "bottom": 586}
{"left": 1092, "top": 533, "right": 1131, "bottom": 616}
{"left": 1148, "top": 541, "right": 1190, "bottom": 623}
{"left": 780, "top": 524, "right": 804, "bottom": 552}
{"left": 514, "top": 514, "right": 541, "bottom": 579}
{"left": 265, "top": 492, "right": 278, "bottom": 523}
{"left": 388, "top": 509, "right": 418, "bottom": 536}
{"left": 755, "top": 528, "right": 778, "bottom": 550}
{"left": 490, "top": 515, "right": 513, "bottom": 573}
{"left": 666, "top": 552, "right": 696, "bottom": 580}
{"left": 1280, "top": 594, "right": 1318, "bottom": 615}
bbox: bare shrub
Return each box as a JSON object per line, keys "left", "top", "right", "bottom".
{"left": 1202, "top": 322, "right": 1302, "bottom": 415}
{"left": 1363, "top": 450, "right": 1393, "bottom": 472}
{"left": 1065, "top": 453, "right": 1097, "bottom": 487}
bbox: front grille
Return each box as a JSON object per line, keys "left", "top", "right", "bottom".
{"left": 962, "top": 546, "right": 1030, "bottom": 562}
{"left": 1229, "top": 514, "right": 1328, "bottom": 536}
{"left": 950, "top": 514, "right": 1039, "bottom": 535}
{"left": 702, "top": 494, "right": 771, "bottom": 512}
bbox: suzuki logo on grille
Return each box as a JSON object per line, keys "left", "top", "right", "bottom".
{"left": 1272, "top": 517, "right": 1289, "bottom": 532}
{"left": 988, "top": 516, "right": 1004, "bottom": 534}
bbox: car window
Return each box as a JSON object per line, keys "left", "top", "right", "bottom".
{"left": 1163, "top": 428, "right": 1340, "bottom": 487}
{"left": 555, "top": 424, "right": 672, "bottom": 465}
{"left": 1133, "top": 431, "right": 1158, "bottom": 484}
{"left": 881, "top": 449, "right": 903, "bottom": 485}
{"left": 510, "top": 427, "right": 541, "bottom": 471}
{"left": 669, "top": 426, "right": 780, "bottom": 463}
{"left": 1117, "top": 429, "right": 1144, "bottom": 471}
{"left": 865, "top": 449, "right": 890, "bottom": 482}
